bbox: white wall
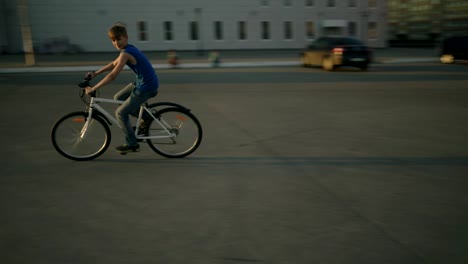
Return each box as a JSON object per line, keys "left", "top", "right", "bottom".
{"left": 5, "top": 0, "right": 387, "bottom": 53}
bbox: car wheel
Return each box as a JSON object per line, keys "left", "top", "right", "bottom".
{"left": 322, "top": 56, "right": 334, "bottom": 71}
{"left": 440, "top": 54, "right": 455, "bottom": 64}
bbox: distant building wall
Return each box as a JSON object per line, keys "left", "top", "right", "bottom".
{"left": 3, "top": 0, "right": 388, "bottom": 53}
{"left": 388, "top": 0, "right": 468, "bottom": 46}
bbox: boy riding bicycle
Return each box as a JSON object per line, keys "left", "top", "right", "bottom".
{"left": 85, "top": 22, "right": 159, "bottom": 154}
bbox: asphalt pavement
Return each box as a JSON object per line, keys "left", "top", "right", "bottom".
{"left": 0, "top": 47, "right": 439, "bottom": 73}
{"left": 2, "top": 51, "right": 467, "bottom": 264}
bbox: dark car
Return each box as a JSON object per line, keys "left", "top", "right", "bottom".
{"left": 439, "top": 35, "right": 468, "bottom": 64}
{"left": 301, "top": 36, "right": 372, "bottom": 71}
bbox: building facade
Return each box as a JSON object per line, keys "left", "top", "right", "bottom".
{"left": 388, "top": 0, "right": 468, "bottom": 45}
{"left": 1, "top": 0, "right": 388, "bottom": 54}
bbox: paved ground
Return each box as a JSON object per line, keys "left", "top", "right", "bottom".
{"left": 1, "top": 63, "right": 468, "bottom": 264}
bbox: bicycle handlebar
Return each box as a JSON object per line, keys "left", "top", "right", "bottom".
{"left": 78, "top": 76, "right": 96, "bottom": 97}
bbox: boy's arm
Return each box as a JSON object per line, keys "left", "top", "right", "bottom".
{"left": 86, "top": 61, "right": 114, "bottom": 79}
{"left": 86, "top": 52, "right": 130, "bottom": 93}
{"left": 95, "top": 61, "right": 116, "bottom": 75}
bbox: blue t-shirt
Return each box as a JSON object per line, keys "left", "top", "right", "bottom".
{"left": 124, "top": 44, "right": 159, "bottom": 92}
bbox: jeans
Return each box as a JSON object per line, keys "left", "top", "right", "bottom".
{"left": 114, "top": 83, "right": 158, "bottom": 146}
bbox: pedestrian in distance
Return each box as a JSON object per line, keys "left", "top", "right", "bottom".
{"left": 167, "top": 49, "right": 179, "bottom": 68}
{"left": 84, "top": 22, "right": 159, "bottom": 154}
{"left": 209, "top": 50, "right": 221, "bottom": 68}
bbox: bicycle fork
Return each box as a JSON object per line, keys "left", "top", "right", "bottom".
{"left": 77, "top": 107, "right": 95, "bottom": 142}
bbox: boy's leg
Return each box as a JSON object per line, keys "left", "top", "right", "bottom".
{"left": 114, "top": 83, "right": 134, "bottom": 101}
{"left": 115, "top": 88, "right": 157, "bottom": 150}
{"left": 114, "top": 82, "right": 148, "bottom": 118}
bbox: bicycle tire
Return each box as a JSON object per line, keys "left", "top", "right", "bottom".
{"left": 146, "top": 107, "right": 202, "bottom": 158}
{"left": 51, "top": 111, "right": 111, "bottom": 161}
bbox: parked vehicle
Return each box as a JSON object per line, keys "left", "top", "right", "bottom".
{"left": 439, "top": 36, "right": 468, "bottom": 64}
{"left": 301, "top": 37, "right": 372, "bottom": 71}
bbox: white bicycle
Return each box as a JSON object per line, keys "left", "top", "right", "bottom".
{"left": 51, "top": 76, "right": 203, "bottom": 161}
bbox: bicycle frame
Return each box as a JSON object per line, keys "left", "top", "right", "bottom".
{"left": 85, "top": 96, "right": 176, "bottom": 140}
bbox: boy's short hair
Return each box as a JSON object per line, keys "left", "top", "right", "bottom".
{"left": 108, "top": 22, "right": 127, "bottom": 39}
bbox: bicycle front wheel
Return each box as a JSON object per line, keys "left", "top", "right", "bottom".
{"left": 51, "top": 112, "right": 111, "bottom": 161}
{"left": 146, "top": 107, "right": 202, "bottom": 158}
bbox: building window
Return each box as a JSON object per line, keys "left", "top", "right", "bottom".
{"left": 238, "top": 21, "right": 247, "bottom": 40}
{"left": 306, "top": 21, "right": 315, "bottom": 39}
{"left": 368, "top": 22, "right": 377, "bottom": 39}
{"left": 284, "top": 21, "right": 293, "bottom": 39}
{"left": 324, "top": 27, "right": 342, "bottom": 36}
{"left": 261, "top": 21, "right": 271, "bottom": 40}
{"left": 348, "top": 21, "right": 357, "bottom": 36}
{"left": 163, "top": 21, "right": 173, "bottom": 41}
{"left": 327, "top": 0, "right": 336, "bottom": 7}
{"left": 190, "top": 21, "right": 199, "bottom": 41}
{"left": 284, "top": 0, "right": 292, "bottom": 7}
{"left": 306, "top": 0, "right": 315, "bottom": 7}
{"left": 137, "top": 21, "right": 148, "bottom": 41}
{"left": 369, "top": 0, "right": 377, "bottom": 8}
{"left": 214, "top": 21, "right": 223, "bottom": 40}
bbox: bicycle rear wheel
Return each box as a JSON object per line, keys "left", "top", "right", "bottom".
{"left": 51, "top": 112, "right": 111, "bottom": 161}
{"left": 146, "top": 107, "right": 202, "bottom": 158}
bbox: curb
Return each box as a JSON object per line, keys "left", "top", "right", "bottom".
{"left": 0, "top": 61, "right": 301, "bottom": 74}
{"left": 0, "top": 58, "right": 437, "bottom": 74}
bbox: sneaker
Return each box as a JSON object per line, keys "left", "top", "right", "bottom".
{"left": 116, "top": 144, "right": 140, "bottom": 154}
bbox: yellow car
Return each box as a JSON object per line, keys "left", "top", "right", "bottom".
{"left": 301, "top": 37, "right": 372, "bottom": 71}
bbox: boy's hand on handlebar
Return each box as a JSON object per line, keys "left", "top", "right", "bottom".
{"left": 85, "top": 86, "right": 95, "bottom": 95}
